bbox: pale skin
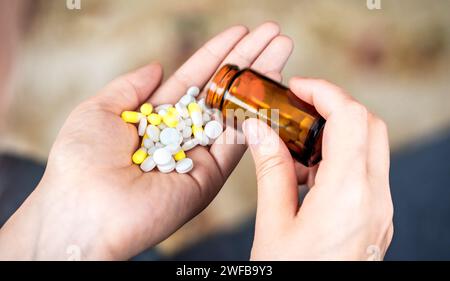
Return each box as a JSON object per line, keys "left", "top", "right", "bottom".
{"left": 0, "top": 22, "right": 393, "bottom": 260}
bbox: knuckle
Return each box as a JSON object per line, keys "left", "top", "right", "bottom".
{"left": 345, "top": 101, "right": 369, "bottom": 121}
{"left": 256, "top": 155, "right": 290, "bottom": 181}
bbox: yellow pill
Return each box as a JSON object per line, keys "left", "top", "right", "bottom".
{"left": 163, "top": 114, "right": 179, "bottom": 128}
{"left": 174, "top": 150, "right": 186, "bottom": 161}
{"left": 141, "top": 134, "right": 149, "bottom": 146}
{"left": 140, "top": 103, "right": 153, "bottom": 115}
{"left": 167, "top": 107, "right": 178, "bottom": 116}
{"left": 300, "top": 117, "right": 313, "bottom": 130}
{"left": 121, "top": 111, "right": 142, "bottom": 123}
{"left": 188, "top": 102, "right": 201, "bottom": 114}
{"left": 192, "top": 125, "right": 203, "bottom": 137}
{"left": 147, "top": 113, "right": 162, "bottom": 125}
{"left": 132, "top": 148, "right": 148, "bottom": 164}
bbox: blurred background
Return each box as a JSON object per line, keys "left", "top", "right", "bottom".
{"left": 0, "top": 0, "right": 449, "bottom": 260}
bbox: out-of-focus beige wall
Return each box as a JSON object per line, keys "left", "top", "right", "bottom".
{"left": 1, "top": 0, "right": 449, "bottom": 254}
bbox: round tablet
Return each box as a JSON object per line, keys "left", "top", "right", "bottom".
{"left": 166, "top": 143, "right": 181, "bottom": 155}
{"left": 176, "top": 158, "right": 194, "bottom": 174}
{"left": 182, "top": 126, "right": 192, "bottom": 139}
{"left": 160, "top": 128, "right": 181, "bottom": 145}
{"left": 143, "top": 138, "right": 154, "bottom": 149}
{"left": 181, "top": 138, "right": 199, "bottom": 151}
{"left": 186, "top": 86, "right": 200, "bottom": 97}
{"left": 204, "top": 120, "right": 223, "bottom": 140}
{"left": 140, "top": 157, "right": 156, "bottom": 172}
{"left": 157, "top": 158, "right": 176, "bottom": 173}
{"left": 153, "top": 148, "right": 172, "bottom": 165}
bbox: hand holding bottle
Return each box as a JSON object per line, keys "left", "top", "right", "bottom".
{"left": 244, "top": 78, "right": 393, "bottom": 260}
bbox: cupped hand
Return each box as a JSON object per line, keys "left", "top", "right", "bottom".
{"left": 0, "top": 22, "right": 294, "bottom": 260}
{"left": 244, "top": 78, "right": 393, "bottom": 260}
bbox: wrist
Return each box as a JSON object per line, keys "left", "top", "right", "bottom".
{"left": 0, "top": 177, "right": 116, "bottom": 260}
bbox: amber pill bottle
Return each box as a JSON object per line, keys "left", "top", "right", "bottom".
{"left": 206, "top": 64, "right": 325, "bottom": 167}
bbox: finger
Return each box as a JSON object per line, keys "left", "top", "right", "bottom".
{"left": 251, "top": 35, "right": 293, "bottom": 76}
{"left": 217, "top": 22, "right": 280, "bottom": 69}
{"left": 149, "top": 25, "right": 249, "bottom": 105}
{"left": 92, "top": 63, "right": 163, "bottom": 114}
{"left": 289, "top": 78, "right": 369, "bottom": 182}
{"left": 209, "top": 32, "right": 293, "bottom": 178}
{"left": 367, "top": 115, "right": 390, "bottom": 185}
{"left": 243, "top": 118, "right": 298, "bottom": 225}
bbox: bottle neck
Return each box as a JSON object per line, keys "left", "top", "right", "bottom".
{"left": 206, "top": 64, "right": 240, "bottom": 110}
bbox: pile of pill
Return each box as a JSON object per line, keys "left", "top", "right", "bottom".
{"left": 120, "top": 86, "right": 223, "bottom": 174}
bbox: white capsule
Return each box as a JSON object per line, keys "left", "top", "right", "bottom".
{"left": 158, "top": 123, "right": 167, "bottom": 130}
{"left": 155, "top": 104, "right": 172, "bottom": 112}
{"left": 146, "top": 125, "right": 160, "bottom": 142}
{"left": 160, "top": 128, "right": 181, "bottom": 145}
{"left": 176, "top": 158, "right": 194, "bottom": 174}
{"left": 176, "top": 119, "right": 185, "bottom": 131}
{"left": 186, "top": 86, "right": 200, "bottom": 97}
{"left": 184, "top": 118, "right": 192, "bottom": 126}
{"left": 157, "top": 157, "right": 176, "bottom": 173}
{"left": 148, "top": 146, "right": 157, "bottom": 155}
{"left": 195, "top": 131, "right": 210, "bottom": 146}
{"left": 179, "top": 94, "right": 195, "bottom": 106}
{"left": 143, "top": 138, "right": 154, "bottom": 149}
{"left": 138, "top": 117, "right": 148, "bottom": 137}
{"left": 191, "top": 112, "right": 203, "bottom": 126}
{"left": 182, "top": 126, "right": 192, "bottom": 139}
{"left": 158, "top": 109, "right": 168, "bottom": 116}
{"left": 202, "top": 112, "right": 211, "bottom": 123}
{"left": 204, "top": 120, "right": 223, "bottom": 140}
{"left": 175, "top": 102, "right": 190, "bottom": 119}
{"left": 181, "top": 138, "right": 199, "bottom": 151}
{"left": 197, "top": 98, "right": 206, "bottom": 110}
{"left": 153, "top": 148, "right": 172, "bottom": 165}
{"left": 140, "top": 156, "right": 156, "bottom": 172}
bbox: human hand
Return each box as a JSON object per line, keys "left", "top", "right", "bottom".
{"left": 244, "top": 78, "right": 393, "bottom": 260}
{"left": 0, "top": 22, "right": 294, "bottom": 260}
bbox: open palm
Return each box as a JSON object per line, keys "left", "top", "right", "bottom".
{"left": 42, "top": 23, "right": 294, "bottom": 260}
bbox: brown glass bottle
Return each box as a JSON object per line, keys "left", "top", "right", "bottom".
{"left": 206, "top": 64, "right": 325, "bottom": 167}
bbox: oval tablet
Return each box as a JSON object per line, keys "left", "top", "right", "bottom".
{"left": 153, "top": 148, "right": 172, "bottom": 165}
{"left": 176, "top": 158, "right": 194, "bottom": 174}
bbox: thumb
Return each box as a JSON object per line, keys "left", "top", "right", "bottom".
{"left": 242, "top": 118, "right": 299, "bottom": 224}
{"left": 91, "top": 62, "right": 163, "bottom": 114}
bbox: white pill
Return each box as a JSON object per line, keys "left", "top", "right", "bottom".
{"left": 140, "top": 157, "right": 156, "bottom": 172}
{"left": 160, "top": 128, "right": 181, "bottom": 145}
{"left": 204, "top": 120, "right": 223, "bottom": 140}
{"left": 155, "top": 142, "right": 164, "bottom": 148}
{"left": 155, "top": 104, "right": 172, "bottom": 111}
{"left": 143, "top": 138, "right": 154, "bottom": 149}
{"left": 184, "top": 118, "right": 192, "bottom": 126}
{"left": 186, "top": 86, "right": 200, "bottom": 97}
{"left": 202, "top": 112, "right": 211, "bottom": 123}
{"left": 158, "top": 123, "right": 167, "bottom": 130}
{"left": 146, "top": 125, "right": 160, "bottom": 142}
{"left": 153, "top": 148, "right": 172, "bottom": 165}
{"left": 176, "top": 158, "right": 194, "bottom": 174}
{"left": 176, "top": 120, "right": 185, "bottom": 131}
{"left": 181, "top": 138, "right": 199, "bottom": 151}
{"left": 197, "top": 132, "right": 210, "bottom": 146}
{"left": 166, "top": 143, "right": 181, "bottom": 155}
{"left": 148, "top": 146, "right": 157, "bottom": 155}
{"left": 157, "top": 158, "right": 176, "bottom": 173}
{"left": 182, "top": 126, "right": 192, "bottom": 138}
{"left": 138, "top": 117, "right": 148, "bottom": 136}
{"left": 175, "top": 102, "right": 190, "bottom": 119}
{"left": 179, "top": 94, "right": 195, "bottom": 106}
{"left": 197, "top": 98, "right": 206, "bottom": 110}
{"left": 191, "top": 112, "right": 203, "bottom": 126}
